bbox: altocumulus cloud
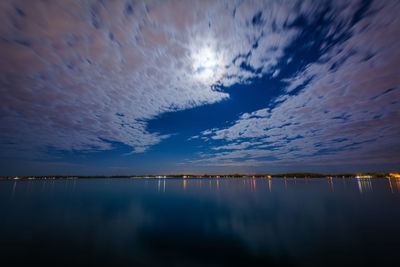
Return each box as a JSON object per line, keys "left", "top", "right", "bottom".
{"left": 0, "top": 0, "right": 399, "bottom": 170}
{"left": 191, "top": 0, "right": 400, "bottom": 168}
{"left": 0, "top": 0, "right": 293, "bottom": 156}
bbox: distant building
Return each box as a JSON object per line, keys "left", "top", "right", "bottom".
{"left": 356, "top": 175, "right": 371, "bottom": 178}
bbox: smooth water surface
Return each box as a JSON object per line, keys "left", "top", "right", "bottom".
{"left": 1, "top": 178, "right": 400, "bottom": 266}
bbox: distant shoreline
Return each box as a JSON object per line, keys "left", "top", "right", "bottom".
{"left": 1, "top": 172, "right": 399, "bottom": 180}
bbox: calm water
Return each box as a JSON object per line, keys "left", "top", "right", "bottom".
{"left": 1, "top": 177, "right": 400, "bottom": 266}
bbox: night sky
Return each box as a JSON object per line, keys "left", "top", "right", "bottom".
{"left": 0, "top": 0, "right": 399, "bottom": 175}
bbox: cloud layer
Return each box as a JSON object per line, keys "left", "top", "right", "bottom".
{"left": 0, "top": 0, "right": 399, "bottom": 172}
{"left": 0, "top": 0, "right": 309, "bottom": 157}
{"left": 0, "top": 1, "right": 232, "bottom": 154}
{"left": 191, "top": 0, "right": 400, "bottom": 168}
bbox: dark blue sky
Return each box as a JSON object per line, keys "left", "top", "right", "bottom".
{"left": 0, "top": 0, "right": 399, "bottom": 175}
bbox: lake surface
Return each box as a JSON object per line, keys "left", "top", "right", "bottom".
{"left": 1, "top": 177, "right": 400, "bottom": 266}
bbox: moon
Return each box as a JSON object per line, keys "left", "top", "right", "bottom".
{"left": 192, "top": 47, "right": 221, "bottom": 84}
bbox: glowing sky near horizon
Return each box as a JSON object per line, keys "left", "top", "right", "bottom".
{"left": 0, "top": 0, "right": 399, "bottom": 175}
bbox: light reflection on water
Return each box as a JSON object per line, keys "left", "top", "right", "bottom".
{"left": 356, "top": 178, "right": 373, "bottom": 193}
{"left": 1, "top": 177, "right": 400, "bottom": 266}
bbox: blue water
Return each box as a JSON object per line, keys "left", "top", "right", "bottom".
{"left": 1, "top": 178, "right": 399, "bottom": 266}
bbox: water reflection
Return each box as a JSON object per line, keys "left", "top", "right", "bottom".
{"left": 1, "top": 178, "right": 400, "bottom": 266}
{"left": 329, "top": 177, "right": 334, "bottom": 192}
{"left": 6, "top": 177, "right": 400, "bottom": 196}
{"left": 395, "top": 178, "right": 400, "bottom": 193}
{"left": 387, "top": 177, "right": 400, "bottom": 193}
{"left": 356, "top": 178, "right": 373, "bottom": 193}
{"left": 11, "top": 181, "right": 16, "bottom": 196}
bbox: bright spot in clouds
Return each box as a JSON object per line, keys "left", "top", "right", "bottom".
{"left": 192, "top": 46, "right": 222, "bottom": 84}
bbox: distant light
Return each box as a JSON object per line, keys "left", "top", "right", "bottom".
{"left": 192, "top": 46, "right": 223, "bottom": 84}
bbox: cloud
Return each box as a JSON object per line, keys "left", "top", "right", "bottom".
{"left": 1, "top": 0, "right": 399, "bottom": 173}
{"left": 192, "top": 0, "right": 400, "bottom": 168}
{"left": 0, "top": 0, "right": 296, "bottom": 156}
